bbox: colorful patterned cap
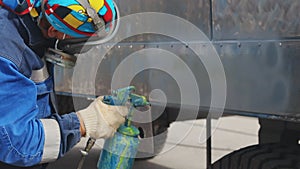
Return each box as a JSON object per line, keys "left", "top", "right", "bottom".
{"left": 43, "top": 0, "right": 116, "bottom": 37}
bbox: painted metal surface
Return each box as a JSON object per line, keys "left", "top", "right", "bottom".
{"left": 54, "top": 0, "right": 300, "bottom": 119}
{"left": 116, "top": 0, "right": 211, "bottom": 39}
{"left": 213, "top": 0, "right": 300, "bottom": 40}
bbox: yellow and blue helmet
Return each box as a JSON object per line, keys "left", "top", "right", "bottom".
{"left": 42, "top": 0, "right": 116, "bottom": 38}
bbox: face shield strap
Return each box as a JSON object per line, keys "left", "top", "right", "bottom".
{"left": 37, "top": 0, "right": 46, "bottom": 30}
{"left": 76, "top": 0, "right": 106, "bottom": 32}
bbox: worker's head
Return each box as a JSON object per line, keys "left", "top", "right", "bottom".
{"left": 40, "top": 0, "right": 117, "bottom": 38}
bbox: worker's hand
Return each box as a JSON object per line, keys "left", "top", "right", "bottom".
{"left": 76, "top": 96, "right": 128, "bottom": 139}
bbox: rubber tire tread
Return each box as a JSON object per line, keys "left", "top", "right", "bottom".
{"left": 137, "top": 109, "right": 169, "bottom": 160}
{"left": 136, "top": 121, "right": 169, "bottom": 159}
{"left": 212, "top": 143, "right": 300, "bottom": 169}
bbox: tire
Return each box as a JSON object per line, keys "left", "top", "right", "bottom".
{"left": 136, "top": 128, "right": 168, "bottom": 160}
{"left": 147, "top": 121, "right": 168, "bottom": 157}
{"left": 137, "top": 109, "right": 170, "bottom": 159}
{"left": 212, "top": 143, "right": 300, "bottom": 169}
{"left": 259, "top": 119, "right": 300, "bottom": 145}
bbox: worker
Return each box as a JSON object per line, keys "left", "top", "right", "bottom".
{"left": 0, "top": 0, "right": 127, "bottom": 168}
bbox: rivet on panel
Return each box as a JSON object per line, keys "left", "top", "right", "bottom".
{"left": 238, "top": 43, "right": 242, "bottom": 48}
{"left": 258, "top": 43, "right": 262, "bottom": 47}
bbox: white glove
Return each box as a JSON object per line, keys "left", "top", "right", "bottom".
{"left": 76, "top": 96, "right": 128, "bottom": 139}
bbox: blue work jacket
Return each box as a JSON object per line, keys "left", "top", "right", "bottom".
{"left": 0, "top": 7, "right": 81, "bottom": 167}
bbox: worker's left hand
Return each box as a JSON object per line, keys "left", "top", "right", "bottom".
{"left": 76, "top": 96, "right": 128, "bottom": 139}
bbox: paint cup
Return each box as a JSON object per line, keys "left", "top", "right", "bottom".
{"left": 97, "top": 125, "right": 140, "bottom": 169}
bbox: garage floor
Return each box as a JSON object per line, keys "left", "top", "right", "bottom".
{"left": 47, "top": 116, "right": 259, "bottom": 169}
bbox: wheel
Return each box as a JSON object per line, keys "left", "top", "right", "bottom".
{"left": 212, "top": 143, "right": 300, "bottom": 169}
{"left": 136, "top": 127, "right": 168, "bottom": 160}
{"left": 136, "top": 108, "right": 170, "bottom": 159}
{"left": 259, "top": 118, "right": 300, "bottom": 145}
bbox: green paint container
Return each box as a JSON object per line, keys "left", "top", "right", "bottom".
{"left": 97, "top": 86, "right": 149, "bottom": 169}
{"left": 97, "top": 124, "right": 140, "bottom": 169}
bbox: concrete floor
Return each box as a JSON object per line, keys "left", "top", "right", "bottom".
{"left": 47, "top": 116, "right": 259, "bottom": 169}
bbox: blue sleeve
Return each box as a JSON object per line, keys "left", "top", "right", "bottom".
{"left": 51, "top": 113, "right": 82, "bottom": 157}
{"left": 0, "top": 57, "right": 81, "bottom": 167}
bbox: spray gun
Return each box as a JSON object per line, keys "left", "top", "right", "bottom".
{"left": 77, "top": 86, "right": 149, "bottom": 169}
{"left": 98, "top": 86, "right": 149, "bottom": 169}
